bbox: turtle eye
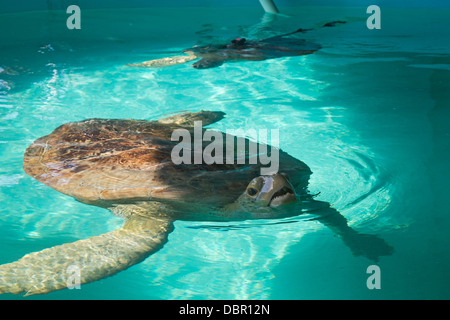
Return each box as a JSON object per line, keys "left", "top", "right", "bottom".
{"left": 247, "top": 187, "right": 258, "bottom": 197}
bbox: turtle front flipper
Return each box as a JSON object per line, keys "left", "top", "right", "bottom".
{"left": 192, "top": 57, "right": 226, "bottom": 69}
{"left": 0, "top": 215, "right": 173, "bottom": 296}
{"left": 309, "top": 201, "right": 394, "bottom": 262}
{"left": 127, "top": 52, "right": 198, "bottom": 68}
{"left": 157, "top": 110, "right": 225, "bottom": 127}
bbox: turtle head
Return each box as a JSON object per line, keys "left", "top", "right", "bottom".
{"left": 245, "top": 173, "right": 296, "bottom": 208}
{"left": 231, "top": 173, "right": 298, "bottom": 219}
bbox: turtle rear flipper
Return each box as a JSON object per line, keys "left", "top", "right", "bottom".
{"left": 0, "top": 215, "right": 173, "bottom": 296}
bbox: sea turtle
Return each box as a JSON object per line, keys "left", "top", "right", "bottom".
{"left": 0, "top": 111, "right": 392, "bottom": 296}
{"left": 127, "top": 21, "right": 346, "bottom": 69}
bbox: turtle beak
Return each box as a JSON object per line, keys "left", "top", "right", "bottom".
{"left": 257, "top": 173, "right": 296, "bottom": 207}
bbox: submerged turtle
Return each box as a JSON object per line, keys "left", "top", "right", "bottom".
{"left": 128, "top": 21, "right": 346, "bottom": 69}
{"left": 0, "top": 111, "right": 392, "bottom": 296}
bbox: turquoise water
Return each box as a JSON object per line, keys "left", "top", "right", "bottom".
{"left": 0, "top": 6, "right": 449, "bottom": 299}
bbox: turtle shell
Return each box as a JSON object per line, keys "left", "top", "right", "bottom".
{"left": 23, "top": 117, "right": 311, "bottom": 210}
